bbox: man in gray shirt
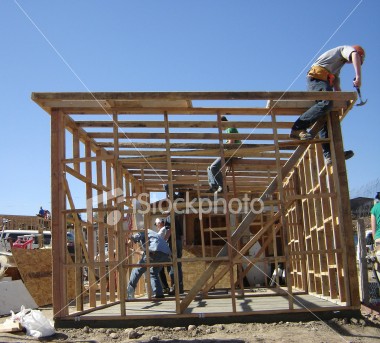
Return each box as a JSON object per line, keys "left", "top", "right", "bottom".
{"left": 289, "top": 45, "right": 365, "bottom": 165}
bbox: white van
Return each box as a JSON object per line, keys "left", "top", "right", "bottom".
{"left": 0, "top": 230, "right": 52, "bottom": 252}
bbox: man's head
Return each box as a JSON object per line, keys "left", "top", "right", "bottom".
{"left": 375, "top": 192, "right": 380, "bottom": 203}
{"left": 155, "top": 218, "right": 164, "bottom": 228}
{"left": 352, "top": 45, "right": 365, "bottom": 65}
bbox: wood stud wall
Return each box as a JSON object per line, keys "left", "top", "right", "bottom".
{"left": 32, "top": 91, "right": 360, "bottom": 322}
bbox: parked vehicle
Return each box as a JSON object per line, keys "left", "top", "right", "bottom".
{"left": 0, "top": 230, "right": 74, "bottom": 253}
{"left": 66, "top": 231, "right": 75, "bottom": 254}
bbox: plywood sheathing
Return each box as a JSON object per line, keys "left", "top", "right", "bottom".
{"left": 11, "top": 248, "right": 75, "bottom": 306}
{"left": 32, "top": 91, "right": 359, "bottom": 321}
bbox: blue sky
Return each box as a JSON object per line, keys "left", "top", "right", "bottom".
{"left": 0, "top": 0, "right": 379, "bottom": 215}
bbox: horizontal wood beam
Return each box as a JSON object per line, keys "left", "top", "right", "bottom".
{"left": 49, "top": 107, "right": 308, "bottom": 115}
{"left": 75, "top": 120, "right": 294, "bottom": 129}
{"left": 88, "top": 132, "right": 290, "bottom": 140}
{"left": 32, "top": 91, "right": 357, "bottom": 101}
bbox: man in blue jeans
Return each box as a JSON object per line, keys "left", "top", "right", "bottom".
{"left": 289, "top": 45, "right": 365, "bottom": 165}
{"left": 127, "top": 229, "right": 171, "bottom": 300}
{"left": 208, "top": 115, "right": 241, "bottom": 193}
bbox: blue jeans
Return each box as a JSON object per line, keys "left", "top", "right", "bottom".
{"left": 292, "top": 77, "right": 333, "bottom": 157}
{"left": 129, "top": 251, "right": 170, "bottom": 296}
{"left": 169, "top": 239, "right": 183, "bottom": 290}
{"left": 208, "top": 157, "right": 223, "bottom": 189}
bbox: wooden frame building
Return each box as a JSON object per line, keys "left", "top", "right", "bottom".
{"left": 32, "top": 91, "right": 360, "bottom": 326}
{"left": 0, "top": 214, "right": 50, "bottom": 231}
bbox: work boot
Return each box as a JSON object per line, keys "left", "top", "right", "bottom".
{"left": 289, "top": 129, "right": 312, "bottom": 140}
{"left": 214, "top": 186, "right": 223, "bottom": 194}
{"left": 325, "top": 150, "right": 355, "bottom": 165}
{"left": 168, "top": 284, "right": 184, "bottom": 295}
{"left": 153, "top": 293, "right": 165, "bottom": 299}
{"left": 344, "top": 150, "right": 354, "bottom": 160}
{"left": 207, "top": 186, "right": 217, "bottom": 193}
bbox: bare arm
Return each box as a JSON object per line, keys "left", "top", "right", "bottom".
{"left": 164, "top": 228, "right": 171, "bottom": 241}
{"left": 371, "top": 214, "right": 377, "bottom": 240}
{"left": 351, "top": 51, "right": 362, "bottom": 88}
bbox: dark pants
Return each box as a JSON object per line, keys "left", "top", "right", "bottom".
{"left": 169, "top": 239, "right": 183, "bottom": 290}
{"left": 129, "top": 251, "right": 170, "bottom": 296}
{"left": 292, "top": 77, "right": 333, "bottom": 158}
{"left": 208, "top": 157, "right": 223, "bottom": 189}
{"left": 159, "top": 266, "right": 170, "bottom": 289}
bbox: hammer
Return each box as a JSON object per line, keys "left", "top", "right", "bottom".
{"left": 353, "top": 78, "right": 367, "bottom": 106}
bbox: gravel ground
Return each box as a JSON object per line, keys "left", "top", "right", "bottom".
{"left": 1, "top": 309, "right": 380, "bottom": 343}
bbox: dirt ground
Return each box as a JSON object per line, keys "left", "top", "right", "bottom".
{"left": 1, "top": 307, "right": 380, "bottom": 343}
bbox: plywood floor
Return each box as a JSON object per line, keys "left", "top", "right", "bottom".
{"left": 67, "top": 289, "right": 348, "bottom": 319}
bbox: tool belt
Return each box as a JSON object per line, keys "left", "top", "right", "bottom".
{"left": 308, "top": 65, "right": 335, "bottom": 86}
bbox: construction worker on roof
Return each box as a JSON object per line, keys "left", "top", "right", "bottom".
{"left": 289, "top": 45, "right": 365, "bottom": 165}
{"left": 207, "top": 115, "right": 241, "bottom": 194}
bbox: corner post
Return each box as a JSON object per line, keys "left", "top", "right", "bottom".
{"left": 51, "top": 109, "right": 67, "bottom": 317}
{"left": 328, "top": 111, "right": 360, "bottom": 307}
